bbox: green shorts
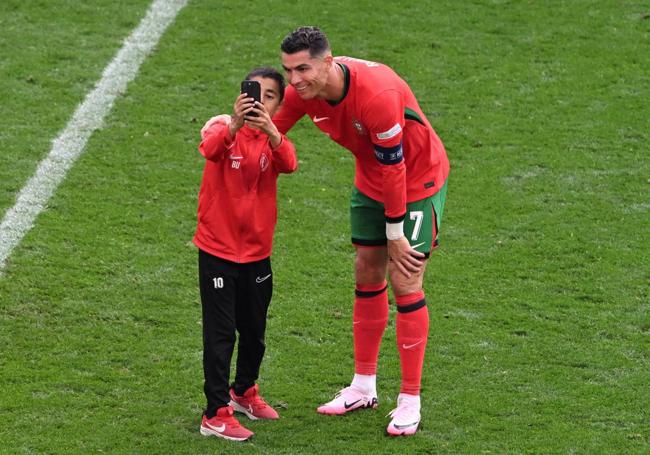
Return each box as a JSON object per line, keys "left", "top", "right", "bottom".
{"left": 350, "top": 181, "right": 447, "bottom": 256}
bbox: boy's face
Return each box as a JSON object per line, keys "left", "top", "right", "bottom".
{"left": 251, "top": 76, "right": 282, "bottom": 117}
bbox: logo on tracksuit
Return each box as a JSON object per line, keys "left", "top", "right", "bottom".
{"left": 259, "top": 153, "right": 269, "bottom": 172}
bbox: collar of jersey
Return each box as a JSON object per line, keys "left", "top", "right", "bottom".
{"left": 241, "top": 124, "right": 262, "bottom": 138}
{"left": 327, "top": 62, "right": 350, "bottom": 106}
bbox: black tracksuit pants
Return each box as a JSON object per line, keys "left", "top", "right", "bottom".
{"left": 198, "top": 249, "right": 273, "bottom": 418}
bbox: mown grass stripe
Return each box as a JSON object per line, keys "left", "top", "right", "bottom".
{"left": 0, "top": 0, "right": 188, "bottom": 275}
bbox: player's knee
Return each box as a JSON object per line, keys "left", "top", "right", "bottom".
{"left": 389, "top": 264, "right": 425, "bottom": 296}
{"left": 354, "top": 248, "right": 387, "bottom": 283}
{"left": 392, "top": 282, "right": 422, "bottom": 297}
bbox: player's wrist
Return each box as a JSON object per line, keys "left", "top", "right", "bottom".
{"left": 385, "top": 221, "right": 404, "bottom": 240}
{"left": 268, "top": 130, "right": 282, "bottom": 149}
{"left": 227, "top": 122, "right": 239, "bottom": 138}
{"left": 270, "top": 137, "right": 282, "bottom": 149}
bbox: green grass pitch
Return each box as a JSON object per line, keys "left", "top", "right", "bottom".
{"left": 0, "top": 0, "right": 648, "bottom": 453}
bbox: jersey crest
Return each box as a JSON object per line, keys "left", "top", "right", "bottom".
{"left": 352, "top": 118, "right": 366, "bottom": 136}
{"left": 259, "top": 153, "right": 269, "bottom": 172}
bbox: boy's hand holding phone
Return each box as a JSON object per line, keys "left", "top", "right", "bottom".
{"left": 229, "top": 80, "right": 261, "bottom": 138}
{"left": 231, "top": 79, "right": 281, "bottom": 148}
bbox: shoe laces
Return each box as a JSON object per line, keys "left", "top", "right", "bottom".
{"left": 215, "top": 408, "right": 241, "bottom": 428}
{"left": 223, "top": 414, "right": 243, "bottom": 428}
{"left": 227, "top": 417, "right": 242, "bottom": 428}
{"left": 333, "top": 387, "right": 350, "bottom": 399}
{"left": 243, "top": 390, "right": 270, "bottom": 410}
{"left": 335, "top": 386, "right": 366, "bottom": 399}
{"left": 386, "top": 399, "right": 417, "bottom": 419}
{"left": 251, "top": 394, "right": 269, "bottom": 409}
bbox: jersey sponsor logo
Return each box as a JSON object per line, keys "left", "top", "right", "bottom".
{"left": 229, "top": 153, "right": 243, "bottom": 159}
{"left": 411, "top": 242, "right": 426, "bottom": 250}
{"left": 376, "top": 123, "right": 402, "bottom": 140}
{"left": 231, "top": 160, "right": 240, "bottom": 169}
{"left": 259, "top": 153, "right": 269, "bottom": 172}
{"left": 256, "top": 273, "right": 271, "bottom": 283}
{"left": 313, "top": 115, "right": 329, "bottom": 123}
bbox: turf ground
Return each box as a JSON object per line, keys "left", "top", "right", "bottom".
{"left": 0, "top": 0, "right": 648, "bottom": 453}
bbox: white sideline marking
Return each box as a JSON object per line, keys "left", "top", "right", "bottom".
{"left": 0, "top": 0, "right": 188, "bottom": 275}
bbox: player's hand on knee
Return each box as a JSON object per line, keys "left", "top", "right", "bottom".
{"left": 387, "top": 237, "right": 424, "bottom": 278}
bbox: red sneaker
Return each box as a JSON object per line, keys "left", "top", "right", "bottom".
{"left": 229, "top": 384, "right": 280, "bottom": 420}
{"left": 200, "top": 406, "right": 253, "bottom": 442}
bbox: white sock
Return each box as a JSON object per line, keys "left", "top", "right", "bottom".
{"left": 351, "top": 374, "right": 377, "bottom": 395}
{"left": 397, "top": 392, "right": 420, "bottom": 407}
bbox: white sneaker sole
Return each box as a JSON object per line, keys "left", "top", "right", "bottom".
{"left": 200, "top": 425, "right": 252, "bottom": 442}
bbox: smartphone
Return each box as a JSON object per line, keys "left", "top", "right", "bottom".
{"left": 240, "top": 80, "right": 261, "bottom": 117}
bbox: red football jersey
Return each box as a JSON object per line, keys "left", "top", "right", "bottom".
{"left": 273, "top": 56, "right": 449, "bottom": 220}
{"left": 193, "top": 117, "right": 297, "bottom": 263}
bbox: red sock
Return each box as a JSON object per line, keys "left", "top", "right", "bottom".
{"left": 353, "top": 281, "right": 389, "bottom": 375}
{"left": 395, "top": 290, "right": 429, "bottom": 395}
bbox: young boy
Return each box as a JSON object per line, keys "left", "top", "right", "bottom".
{"left": 193, "top": 67, "right": 297, "bottom": 442}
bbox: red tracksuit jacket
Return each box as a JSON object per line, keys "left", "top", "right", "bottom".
{"left": 193, "top": 116, "right": 297, "bottom": 263}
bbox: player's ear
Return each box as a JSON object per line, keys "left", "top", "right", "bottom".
{"left": 322, "top": 53, "right": 334, "bottom": 67}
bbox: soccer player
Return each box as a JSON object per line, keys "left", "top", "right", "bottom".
{"left": 194, "top": 67, "right": 297, "bottom": 442}
{"left": 273, "top": 27, "right": 450, "bottom": 436}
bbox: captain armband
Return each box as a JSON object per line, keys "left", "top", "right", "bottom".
{"left": 373, "top": 143, "right": 404, "bottom": 165}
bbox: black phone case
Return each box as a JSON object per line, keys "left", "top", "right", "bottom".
{"left": 241, "top": 80, "right": 261, "bottom": 117}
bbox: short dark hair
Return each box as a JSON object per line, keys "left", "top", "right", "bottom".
{"left": 245, "top": 66, "right": 286, "bottom": 101}
{"left": 280, "top": 26, "right": 330, "bottom": 57}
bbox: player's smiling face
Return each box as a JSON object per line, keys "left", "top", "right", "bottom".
{"left": 281, "top": 50, "right": 331, "bottom": 100}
